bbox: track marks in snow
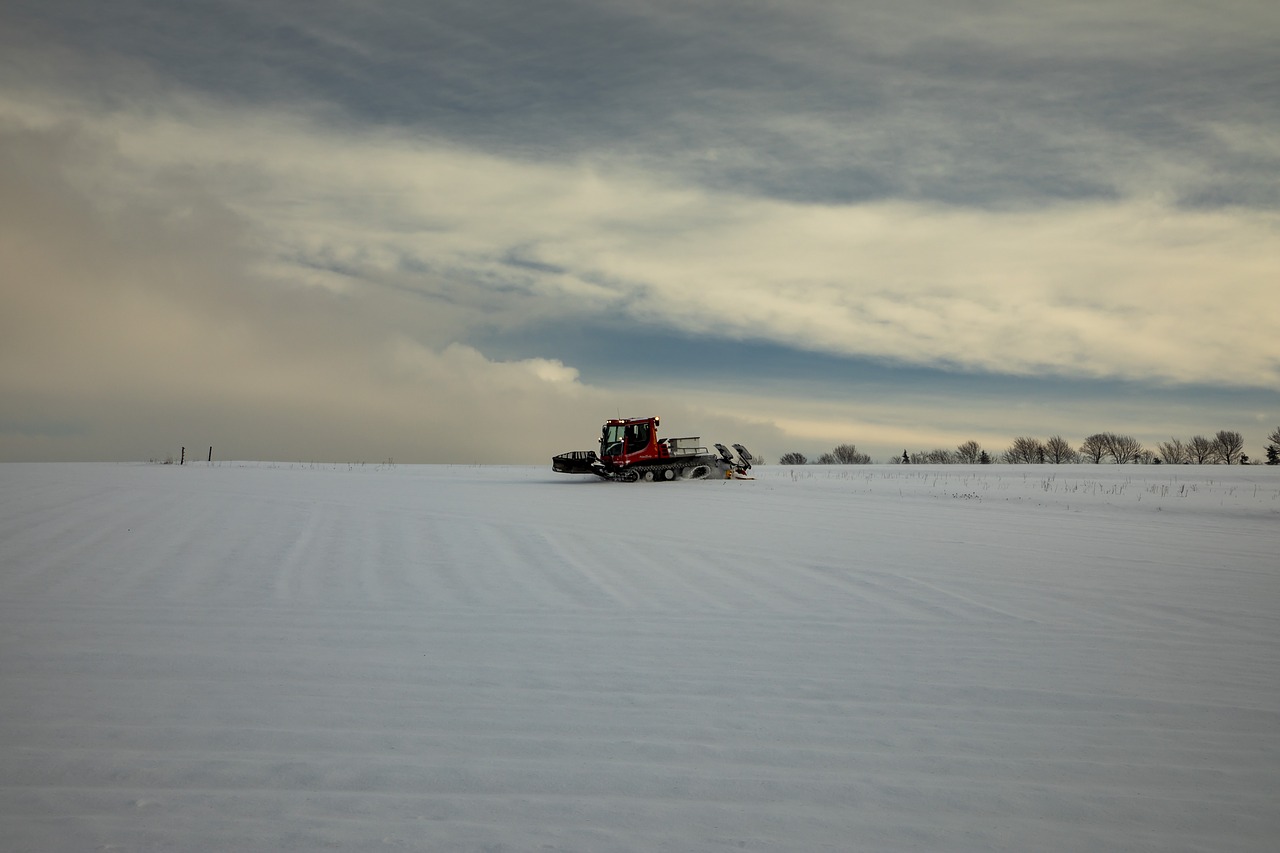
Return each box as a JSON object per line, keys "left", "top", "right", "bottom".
{"left": 3, "top": 463, "right": 1278, "bottom": 853}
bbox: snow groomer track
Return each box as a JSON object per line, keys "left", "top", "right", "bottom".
{"left": 1, "top": 462, "right": 1277, "bottom": 851}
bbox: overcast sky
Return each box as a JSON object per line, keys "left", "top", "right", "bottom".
{"left": 3, "top": 0, "right": 1278, "bottom": 464}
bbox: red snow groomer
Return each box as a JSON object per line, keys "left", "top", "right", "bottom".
{"left": 553, "top": 416, "right": 753, "bottom": 482}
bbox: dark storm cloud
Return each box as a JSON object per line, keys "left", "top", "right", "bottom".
{"left": 8, "top": 0, "right": 1277, "bottom": 208}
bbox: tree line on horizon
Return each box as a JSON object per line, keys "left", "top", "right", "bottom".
{"left": 780, "top": 427, "right": 1280, "bottom": 466}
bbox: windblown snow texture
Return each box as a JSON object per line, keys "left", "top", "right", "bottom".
{"left": 1, "top": 463, "right": 1277, "bottom": 851}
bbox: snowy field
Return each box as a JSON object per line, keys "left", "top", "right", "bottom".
{"left": 1, "top": 461, "right": 1278, "bottom": 853}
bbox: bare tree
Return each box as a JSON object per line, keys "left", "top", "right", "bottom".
{"left": 1157, "top": 438, "right": 1187, "bottom": 465}
{"left": 831, "top": 443, "right": 872, "bottom": 464}
{"left": 1266, "top": 426, "right": 1280, "bottom": 465}
{"left": 1003, "top": 436, "right": 1044, "bottom": 464}
{"left": 778, "top": 452, "right": 807, "bottom": 465}
{"left": 1103, "top": 433, "right": 1144, "bottom": 464}
{"left": 1187, "top": 435, "right": 1218, "bottom": 464}
{"left": 923, "top": 448, "right": 956, "bottom": 464}
{"left": 815, "top": 452, "right": 837, "bottom": 464}
{"left": 1214, "top": 430, "right": 1245, "bottom": 465}
{"left": 955, "top": 440, "right": 982, "bottom": 464}
{"left": 1079, "top": 433, "right": 1109, "bottom": 464}
{"left": 1044, "top": 435, "right": 1078, "bottom": 464}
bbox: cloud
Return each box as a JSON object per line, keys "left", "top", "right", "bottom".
{"left": 10, "top": 88, "right": 1274, "bottom": 392}
{"left": 7, "top": 1, "right": 1278, "bottom": 210}
{"left": 0, "top": 110, "right": 787, "bottom": 461}
{"left": 0, "top": 115, "right": 583, "bottom": 461}
{"left": 2, "top": 1, "right": 1278, "bottom": 462}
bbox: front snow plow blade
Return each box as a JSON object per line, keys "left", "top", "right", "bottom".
{"left": 552, "top": 450, "right": 599, "bottom": 474}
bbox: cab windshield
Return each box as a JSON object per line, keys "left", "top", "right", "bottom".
{"left": 600, "top": 422, "right": 651, "bottom": 457}
{"left": 601, "top": 424, "right": 626, "bottom": 457}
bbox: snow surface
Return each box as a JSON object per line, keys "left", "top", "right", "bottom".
{"left": 1, "top": 462, "right": 1278, "bottom": 852}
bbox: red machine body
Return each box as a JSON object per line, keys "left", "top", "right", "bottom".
{"left": 553, "top": 416, "right": 752, "bottom": 482}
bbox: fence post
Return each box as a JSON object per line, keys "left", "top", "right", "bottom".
{"left": 208, "top": 446, "right": 213, "bottom": 462}
{"left": 180, "top": 446, "right": 185, "bottom": 465}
